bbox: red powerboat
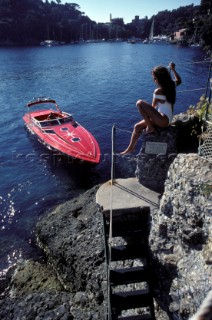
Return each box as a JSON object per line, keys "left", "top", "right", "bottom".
{"left": 23, "top": 97, "right": 101, "bottom": 164}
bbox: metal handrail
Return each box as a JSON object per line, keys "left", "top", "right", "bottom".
{"left": 111, "top": 125, "right": 116, "bottom": 185}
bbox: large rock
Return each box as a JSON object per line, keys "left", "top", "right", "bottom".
{"left": 136, "top": 114, "right": 202, "bottom": 192}
{"left": 35, "top": 185, "right": 106, "bottom": 318}
{"left": 172, "top": 113, "right": 202, "bottom": 153}
{"left": 149, "top": 153, "right": 212, "bottom": 319}
{"left": 0, "top": 260, "right": 73, "bottom": 320}
{"left": 136, "top": 125, "right": 178, "bottom": 192}
{"left": 0, "top": 186, "right": 107, "bottom": 320}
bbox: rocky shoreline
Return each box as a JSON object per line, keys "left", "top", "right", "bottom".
{"left": 0, "top": 186, "right": 106, "bottom": 320}
{"left": 0, "top": 115, "right": 211, "bottom": 320}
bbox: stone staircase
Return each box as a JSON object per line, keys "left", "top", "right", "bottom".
{"left": 103, "top": 207, "right": 155, "bottom": 320}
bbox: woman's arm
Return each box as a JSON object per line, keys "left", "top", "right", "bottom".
{"left": 169, "top": 62, "right": 182, "bottom": 86}
{"left": 152, "top": 97, "right": 157, "bottom": 108}
{"left": 152, "top": 89, "right": 165, "bottom": 108}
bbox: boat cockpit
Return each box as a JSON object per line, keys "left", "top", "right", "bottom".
{"left": 33, "top": 113, "right": 78, "bottom": 128}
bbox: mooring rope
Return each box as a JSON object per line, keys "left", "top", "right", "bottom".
{"left": 113, "top": 126, "right": 133, "bottom": 135}
{"left": 166, "top": 59, "right": 211, "bottom": 67}
{"left": 179, "top": 60, "right": 211, "bottom": 65}
{"left": 178, "top": 87, "right": 206, "bottom": 93}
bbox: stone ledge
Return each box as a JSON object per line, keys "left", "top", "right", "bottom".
{"left": 96, "top": 177, "right": 160, "bottom": 217}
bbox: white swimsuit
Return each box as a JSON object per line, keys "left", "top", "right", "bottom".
{"left": 153, "top": 93, "right": 173, "bottom": 124}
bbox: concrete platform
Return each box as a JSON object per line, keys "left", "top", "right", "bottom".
{"left": 96, "top": 177, "right": 160, "bottom": 216}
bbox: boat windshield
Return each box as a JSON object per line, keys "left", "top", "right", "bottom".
{"left": 40, "top": 120, "right": 59, "bottom": 127}
{"left": 37, "top": 116, "right": 77, "bottom": 128}
{"left": 59, "top": 116, "right": 75, "bottom": 124}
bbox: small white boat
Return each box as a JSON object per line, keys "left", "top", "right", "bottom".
{"left": 40, "top": 40, "right": 60, "bottom": 46}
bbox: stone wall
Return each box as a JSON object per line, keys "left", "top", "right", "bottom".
{"left": 136, "top": 114, "right": 202, "bottom": 192}
{"left": 148, "top": 153, "right": 212, "bottom": 319}
{"left": 136, "top": 125, "right": 178, "bottom": 192}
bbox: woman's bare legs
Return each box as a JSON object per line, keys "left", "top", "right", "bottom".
{"left": 121, "top": 100, "right": 169, "bottom": 155}
{"left": 120, "top": 120, "right": 146, "bottom": 155}
{"left": 136, "top": 99, "right": 169, "bottom": 133}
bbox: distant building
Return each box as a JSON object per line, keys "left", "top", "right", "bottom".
{"left": 131, "top": 15, "right": 148, "bottom": 25}
{"left": 111, "top": 18, "right": 124, "bottom": 26}
{"left": 132, "top": 16, "right": 140, "bottom": 23}
{"left": 174, "top": 28, "right": 187, "bottom": 41}
{"left": 109, "top": 13, "right": 124, "bottom": 26}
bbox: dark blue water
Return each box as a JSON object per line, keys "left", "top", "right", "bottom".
{"left": 0, "top": 42, "right": 209, "bottom": 273}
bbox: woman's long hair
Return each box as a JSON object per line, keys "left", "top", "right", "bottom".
{"left": 152, "top": 66, "right": 176, "bottom": 105}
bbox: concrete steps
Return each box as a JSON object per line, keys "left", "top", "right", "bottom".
{"left": 102, "top": 207, "right": 155, "bottom": 320}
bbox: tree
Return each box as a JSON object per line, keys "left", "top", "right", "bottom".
{"left": 200, "top": 0, "right": 212, "bottom": 13}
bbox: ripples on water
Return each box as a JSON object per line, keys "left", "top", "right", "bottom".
{"left": 0, "top": 42, "right": 209, "bottom": 273}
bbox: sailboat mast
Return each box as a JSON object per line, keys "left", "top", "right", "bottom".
{"left": 149, "top": 18, "right": 154, "bottom": 40}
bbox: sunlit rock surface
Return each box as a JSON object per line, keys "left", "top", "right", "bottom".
{"left": 149, "top": 154, "right": 212, "bottom": 319}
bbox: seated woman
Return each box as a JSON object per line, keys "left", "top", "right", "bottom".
{"left": 120, "top": 62, "right": 181, "bottom": 155}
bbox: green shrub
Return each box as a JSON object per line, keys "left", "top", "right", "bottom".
{"left": 187, "top": 95, "right": 212, "bottom": 122}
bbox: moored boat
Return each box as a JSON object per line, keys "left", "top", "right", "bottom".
{"left": 23, "top": 97, "right": 101, "bottom": 164}
{"left": 40, "top": 40, "right": 60, "bottom": 46}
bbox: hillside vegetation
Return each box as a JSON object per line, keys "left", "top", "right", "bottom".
{"left": 0, "top": 0, "right": 211, "bottom": 49}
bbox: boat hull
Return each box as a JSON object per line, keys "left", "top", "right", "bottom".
{"left": 23, "top": 109, "right": 101, "bottom": 164}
